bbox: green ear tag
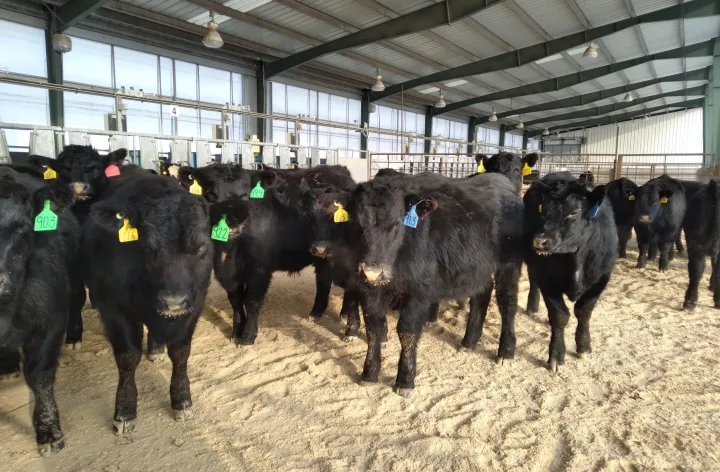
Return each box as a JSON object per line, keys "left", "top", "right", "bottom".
{"left": 34, "top": 200, "right": 58, "bottom": 232}
{"left": 250, "top": 181, "right": 265, "bottom": 199}
{"left": 211, "top": 215, "right": 230, "bottom": 242}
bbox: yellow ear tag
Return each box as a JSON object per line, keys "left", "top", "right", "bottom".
{"left": 522, "top": 163, "right": 532, "bottom": 177}
{"left": 628, "top": 195, "right": 635, "bottom": 201}
{"left": 477, "top": 161, "right": 485, "bottom": 173}
{"left": 333, "top": 202, "right": 349, "bottom": 223}
{"left": 43, "top": 167, "right": 57, "bottom": 180}
{"left": 538, "top": 204, "right": 542, "bottom": 213}
{"left": 660, "top": 196, "right": 668, "bottom": 204}
{"left": 162, "top": 170, "right": 168, "bottom": 176}
{"left": 189, "top": 180, "right": 203, "bottom": 195}
{"left": 118, "top": 218, "right": 139, "bottom": 243}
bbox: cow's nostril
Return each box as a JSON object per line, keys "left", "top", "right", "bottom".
{"left": 161, "top": 294, "right": 189, "bottom": 311}
{"left": 314, "top": 245, "right": 327, "bottom": 255}
{"left": 533, "top": 238, "right": 549, "bottom": 250}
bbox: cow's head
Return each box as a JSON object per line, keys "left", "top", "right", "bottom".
{"left": 297, "top": 179, "right": 357, "bottom": 258}
{"left": 89, "top": 180, "right": 212, "bottom": 317}
{"left": 474, "top": 152, "right": 538, "bottom": 190}
{"left": 51, "top": 145, "right": 127, "bottom": 201}
{"left": 524, "top": 173, "right": 606, "bottom": 255}
{"left": 177, "top": 164, "right": 268, "bottom": 203}
{"left": 633, "top": 181, "right": 674, "bottom": 224}
{"left": 0, "top": 169, "right": 75, "bottom": 301}
{"left": 208, "top": 197, "right": 250, "bottom": 242}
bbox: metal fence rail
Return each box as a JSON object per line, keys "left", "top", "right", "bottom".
{"left": 616, "top": 153, "right": 717, "bottom": 182}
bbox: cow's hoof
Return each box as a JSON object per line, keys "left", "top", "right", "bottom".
{"left": 234, "top": 337, "right": 255, "bottom": 346}
{"left": 458, "top": 343, "right": 474, "bottom": 353}
{"left": 714, "top": 301, "right": 720, "bottom": 310}
{"left": 577, "top": 352, "right": 588, "bottom": 360}
{"left": 65, "top": 342, "right": 82, "bottom": 351}
{"left": 113, "top": 418, "right": 136, "bottom": 435}
{"left": 173, "top": 407, "right": 194, "bottom": 422}
{"left": 683, "top": 301, "right": 696, "bottom": 311}
{"left": 394, "top": 387, "right": 413, "bottom": 398}
{"left": 147, "top": 352, "right": 164, "bottom": 363}
{"left": 496, "top": 356, "right": 511, "bottom": 366}
{"left": 308, "top": 311, "right": 324, "bottom": 320}
{"left": 380, "top": 342, "right": 388, "bottom": 349}
{"left": 425, "top": 321, "right": 438, "bottom": 328}
{"left": 548, "top": 359, "right": 559, "bottom": 373}
{"left": 38, "top": 437, "right": 65, "bottom": 456}
{"left": 342, "top": 335, "right": 358, "bottom": 343}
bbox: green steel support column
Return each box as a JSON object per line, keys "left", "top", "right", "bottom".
{"left": 360, "top": 90, "right": 370, "bottom": 155}
{"left": 522, "top": 130, "right": 529, "bottom": 151}
{"left": 256, "top": 62, "right": 266, "bottom": 143}
{"left": 499, "top": 124, "right": 506, "bottom": 148}
{"left": 424, "top": 106, "right": 433, "bottom": 154}
{"left": 706, "top": 39, "right": 720, "bottom": 166}
{"left": 45, "top": 29, "right": 64, "bottom": 127}
{"left": 467, "top": 116, "right": 477, "bottom": 155}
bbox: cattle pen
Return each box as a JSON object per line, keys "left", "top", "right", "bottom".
{"left": 2, "top": 1, "right": 720, "bottom": 471}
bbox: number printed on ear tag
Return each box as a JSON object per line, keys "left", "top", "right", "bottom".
{"left": 522, "top": 163, "right": 532, "bottom": 176}
{"left": 105, "top": 164, "right": 120, "bottom": 178}
{"left": 250, "top": 181, "right": 265, "bottom": 199}
{"left": 660, "top": 196, "right": 668, "bottom": 204}
{"left": 118, "top": 218, "right": 139, "bottom": 243}
{"left": 189, "top": 180, "right": 203, "bottom": 195}
{"left": 403, "top": 204, "right": 419, "bottom": 228}
{"left": 333, "top": 202, "right": 349, "bottom": 223}
{"left": 211, "top": 215, "right": 230, "bottom": 242}
{"left": 43, "top": 167, "right": 57, "bottom": 180}
{"left": 34, "top": 200, "right": 58, "bottom": 232}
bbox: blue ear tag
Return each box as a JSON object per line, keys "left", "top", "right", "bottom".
{"left": 588, "top": 202, "right": 600, "bottom": 218}
{"left": 403, "top": 204, "right": 419, "bottom": 228}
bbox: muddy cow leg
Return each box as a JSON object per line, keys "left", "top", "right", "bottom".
{"left": 341, "top": 289, "right": 361, "bottom": 342}
{"left": 460, "top": 283, "right": 493, "bottom": 350}
{"left": 309, "top": 260, "right": 332, "bottom": 319}
{"left": 147, "top": 332, "right": 166, "bottom": 362}
{"left": 23, "top": 324, "right": 65, "bottom": 455}
{"left": 658, "top": 233, "right": 675, "bottom": 272}
{"left": 168, "top": 337, "right": 194, "bottom": 422}
{"left": 647, "top": 236, "right": 659, "bottom": 262}
{"left": 710, "top": 256, "right": 717, "bottom": 292}
{"left": 239, "top": 270, "right": 273, "bottom": 345}
{"left": 683, "top": 244, "right": 706, "bottom": 310}
{"left": 65, "top": 279, "right": 85, "bottom": 349}
{"left": 226, "top": 287, "right": 247, "bottom": 345}
{"left": 359, "top": 290, "right": 388, "bottom": 384}
{"left": 541, "top": 288, "right": 570, "bottom": 372}
{"left": 0, "top": 347, "right": 21, "bottom": 375}
{"left": 105, "top": 316, "right": 143, "bottom": 435}
{"left": 574, "top": 275, "right": 610, "bottom": 358}
{"left": 426, "top": 302, "right": 440, "bottom": 326}
{"left": 617, "top": 224, "right": 632, "bottom": 259}
{"left": 495, "top": 262, "right": 520, "bottom": 362}
{"left": 394, "top": 298, "right": 430, "bottom": 397}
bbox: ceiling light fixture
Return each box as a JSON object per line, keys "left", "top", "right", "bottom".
{"left": 517, "top": 116, "right": 524, "bottom": 129}
{"left": 644, "top": 114, "right": 650, "bottom": 121}
{"left": 622, "top": 92, "right": 634, "bottom": 102}
{"left": 489, "top": 107, "right": 497, "bottom": 122}
{"left": 371, "top": 69, "right": 385, "bottom": 92}
{"left": 202, "top": 11, "right": 224, "bottom": 49}
{"left": 542, "top": 127, "right": 550, "bottom": 136}
{"left": 582, "top": 41, "right": 598, "bottom": 59}
{"left": 435, "top": 91, "right": 446, "bottom": 108}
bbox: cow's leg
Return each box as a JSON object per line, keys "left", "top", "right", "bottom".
{"left": 460, "top": 284, "right": 493, "bottom": 350}
{"left": 168, "top": 337, "right": 194, "bottom": 421}
{"left": 675, "top": 230, "right": 685, "bottom": 254}
{"left": 617, "top": 225, "right": 632, "bottom": 259}
{"left": 0, "top": 347, "right": 21, "bottom": 375}
{"left": 636, "top": 229, "right": 650, "bottom": 268}
{"left": 105, "top": 317, "right": 142, "bottom": 435}
{"left": 146, "top": 332, "right": 166, "bottom": 363}
{"left": 23, "top": 324, "right": 65, "bottom": 455}
{"left": 658, "top": 233, "right": 675, "bottom": 272}
{"left": 65, "top": 279, "right": 85, "bottom": 350}
{"left": 527, "top": 275, "right": 541, "bottom": 314}
{"left": 360, "top": 290, "right": 388, "bottom": 384}
{"left": 226, "top": 287, "right": 247, "bottom": 345}
{"left": 395, "top": 298, "right": 430, "bottom": 397}
{"left": 683, "top": 244, "right": 705, "bottom": 310}
{"left": 648, "top": 236, "right": 659, "bottom": 262}
{"left": 712, "top": 254, "right": 720, "bottom": 308}
{"left": 426, "top": 302, "right": 439, "bottom": 326}
{"left": 495, "top": 262, "right": 520, "bottom": 362}
{"left": 574, "top": 274, "right": 610, "bottom": 358}
{"left": 309, "top": 261, "right": 332, "bottom": 319}
{"left": 239, "top": 270, "right": 273, "bottom": 345}
{"left": 341, "top": 289, "right": 361, "bottom": 342}
{"left": 710, "top": 256, "right": 717, "bottom": 292}
{"left": 541, "top": 288, "right": 571, "bottom": 372}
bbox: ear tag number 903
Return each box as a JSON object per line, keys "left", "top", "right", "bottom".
{"left": 34, "top": 200, "right": 58, "bottom": 232}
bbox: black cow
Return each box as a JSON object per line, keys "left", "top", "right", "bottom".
{"left": 606, "top": 177, "right": 640, "bottom": 258}
{"left": 0, "top": 168, "right": 81, "bottom": 454}
{"left": 683, "top": 180, "right": 720, "bottom": 310}
{"left": 578, "top": 171, "right": 595, "bottom": 188}
{"left": 156, "top": 156, "right": 189, "bottom": 178}
{"left": 181, "top": 163, "right": 356, "bottom": 345}
{"left": 524, "top": 173, "right": 617, "bottom": 371}
{"left": 319, "top": 171, "right": 524, "bottom": 395}
{"left": 474, "top": 152, "right": 539, "bottom": 192}
{"left": 83, "top": 173, "right": 213, "bottom": 433}
{"left": 633, "top": 175, "right": 686, "bottom": 271}
{"left": 675, "top": 180, "right": 706, "bottom": 254}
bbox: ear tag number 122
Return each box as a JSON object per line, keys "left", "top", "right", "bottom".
{"left": 403, "top": 205, "right": 419, "bottom": 228}
{"left": 212, "top": 215, "right": 230, "bottom": 242}
{"left": 34, "top": 200, "right": 58, "bottom": 232}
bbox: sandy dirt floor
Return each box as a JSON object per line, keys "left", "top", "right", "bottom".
{"left": 2, "top": 241, "right": 720, "bottom": 472}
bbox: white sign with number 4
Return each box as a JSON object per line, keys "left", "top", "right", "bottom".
{"left": 170, "top": 106, "right": 180, "bottom": 118}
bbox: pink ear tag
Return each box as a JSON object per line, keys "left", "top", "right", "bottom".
{"left": 105, "top": 164, "right": 121, "bottom": 178}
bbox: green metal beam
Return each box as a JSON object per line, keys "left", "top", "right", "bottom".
{"left": 522, "top": 85, "right": 706, "bottom": 128}
{"left": 499, "top": 124, "right": 507, "bottom": 147}
{"left": 431, "top": 40, "right": 714, "bottom": 113}
{"left": 471, "top": 67, "right": 709, "bottom": 123}
{"left": 528, "top": 99, "right": 705, "bottom": 137}
{"left": 265, "top": 0, "right": 503, "bottom": 77}
{"left": 424, "top": 106, "right": 433, "bottom": 154}
{"left": 45, "top": 29, "right": 64, "bottom": 127}
{"left": 372, "top": 0, "right": 720, "bottom": 101}
{"left": 55, "top": 0, "right": 109, "bottom": 32}
{"left": 467, "top": 116, "right": 477, "bottom": 154}
{"left": 361, "top": 90, "right": 370, "bottom": 153}
{"left": 256, "top": 62, "right": 266, "bottom": 142}
{"left": 522, "top": 131, "right": 529, "bottom": 150}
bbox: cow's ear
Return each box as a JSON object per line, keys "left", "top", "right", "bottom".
{"left": 209, "top": 197, "right": 249, "bottom": 227}
{"left": 32, "top": 181, "right": 76, "bottom": 214}
{"left": 523, "top": 152, "right": 539, "bottom": 168}
{"left": 586, "top": 185, "right": 606, "bottom": 218}
{"left": 28, "top": 155, "right": 60, "bottom": 172}
{"left": 103, "top": 148, "right": 128, "bottom": 166}
{"left": 405, "top": 194, "right": 438, "bottom": 219}
{"left": 659, "top": 189, "right": 674, "bottom": 199}
{"left": 316, "top": 190, "right": 351, "bottom": 216}
{"left": 475, "top": 154, "right": 488, "bottom": 165}
{"left": 89, "top": 200, "right": 138, "bottom": 232}
{"left": 253, "top": 169, "right": 281, "bottom": 189}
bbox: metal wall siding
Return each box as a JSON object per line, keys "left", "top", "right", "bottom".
{"left": 601, "top": 28, "right": 645, "bottom": 61}
{"left": 514, "top": 0, "right": 585, "bottom": 37}
{"left": 573, "top": 0, "right": 630, "bottom": 26}
{"left": 472, "top": 3, "right": 544, "bottom": 49}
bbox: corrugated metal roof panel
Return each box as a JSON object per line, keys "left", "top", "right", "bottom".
{"left": 369, "top": 0, "right": 433, "bottom": 15}
{"left": 652, "top": 58, "right": 684, "bottom": 75}
{"left": 640, "top": 20, "right": 681, "bottom": 53}
{"left": 218, "top": 19, "right": 302, "bottom": 53}
{"left": 431, "top": 21, "right": 504, "bottom": 59}
{"left": 304, "top": 0, "right": 388, "bottom": 29}
{"left": 573, "top": 0, "right": 630, "bottom": 26}
{"left": 685, "top": 56, "right": 715, "bottom": 70}
{"left": 622, "top": 63, "right": 655, "bottom": 82}
{"left": 352, "top": 44, "right": 440, "bottom": 77}
{"left": 570, "top": 81, "right": 602, "bottom": 95}
{"left": 536, "top": 58, "right": 585, "bottom": 76}
{"left": 595, "top": 73, "right": 629, "bottom": 88}
{"left": 630, "top": 0, "right": 680, "bottom": 16}
{"left": 683, "top": 16, "right": 720, "bottom": 46}
{"left": 120, "top": 0, "right": 204, "bottom": 20}
{"left": 472, "top": 2, "right": 544, "bottom": 49}
{"left": 315, "top": 53, "right": 408, "bottom": 82}
{"left": 600, "top": 27, "right": 644, "bottom": 62}
{"left": 391, "top": 34, "right": 470, "bottom": 69}
{"left": 503, "top": 66, "right": 546, "bottom": 84}
{"left": 250, "top": 2, "right": 346, "bottom": 43}
{"left": 513, "top": 0, "right": 585, "bottom": 37}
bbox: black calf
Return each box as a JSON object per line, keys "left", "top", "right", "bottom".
{"left": 606, "top": 177, "right": 639, "bottom": 258}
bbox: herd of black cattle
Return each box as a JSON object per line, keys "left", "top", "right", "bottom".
{"left": 1, "top": 145, "right": 718, "bottom": 456}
